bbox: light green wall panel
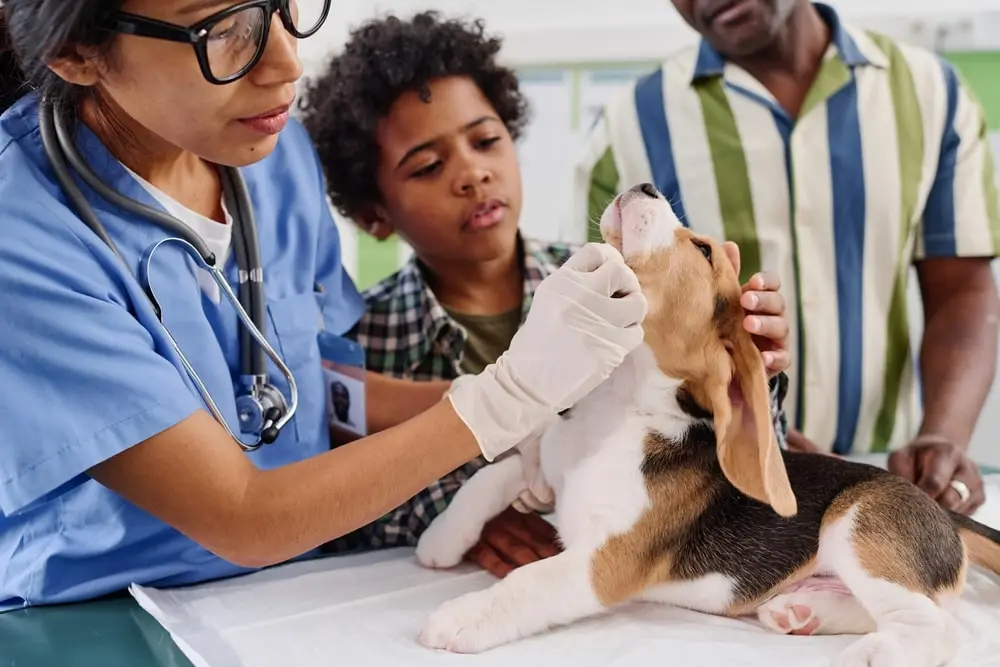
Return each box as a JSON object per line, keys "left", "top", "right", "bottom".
{"left": 356, "top": 233, "right": 400, "bottom": 290}
{"left": 945, "top": 51, "right": 1000, "bottom": 130}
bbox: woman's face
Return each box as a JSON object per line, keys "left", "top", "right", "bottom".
{"left": 61, "top": 0, "right": 304, "bottom": 167}
{"left": 371, "top": 76, "right": 523, "bottom": 268}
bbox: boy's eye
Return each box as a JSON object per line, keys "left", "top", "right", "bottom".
{"left": 476, "top": 136, "right": 501, "bottom": 149}
{"left": 411, "top": 161, "right": 441, "bottom": 178}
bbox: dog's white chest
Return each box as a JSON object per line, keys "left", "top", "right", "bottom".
{"left": 545, "top": 416, "right": 652, "bottom": 552}
{"left": 539, "top": 348, "right": 689, "bottom": 552}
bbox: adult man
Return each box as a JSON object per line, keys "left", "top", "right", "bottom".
{"left": 575, "top": 0, "right": 1000, "bottom": 514}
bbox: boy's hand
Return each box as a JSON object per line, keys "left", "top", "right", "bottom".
{"left": 465, "top": 507, "right": 561, "bottom": 578}
{"left": 787, "top": 428, "right": 829, "bottom": 455}
{"left": 723, "top": 241, "right": 790, "bottom": 378}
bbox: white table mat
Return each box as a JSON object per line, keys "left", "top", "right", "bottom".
{"left": 131, "top": 469, "right": 1000, "bottom": 667}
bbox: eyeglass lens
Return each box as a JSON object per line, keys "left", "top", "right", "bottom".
{"left": 205, "top": 1, "right": 323, "bottom": 80}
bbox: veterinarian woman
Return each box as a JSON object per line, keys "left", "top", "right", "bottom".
{"left": 0, "top": 0, "right": 661, "bottom": 611}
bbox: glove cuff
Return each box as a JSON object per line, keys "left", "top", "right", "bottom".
{"left": 447, "top": 359, "right": 557, "bottom": 461}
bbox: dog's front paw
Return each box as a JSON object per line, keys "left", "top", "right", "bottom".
{"left": 834, "top": 633, "right": 907, "bottom": 667}
{"left": 415, "top": 517, "right": 479, "bottom": 569}
{"left": 418, "top": 590, "right": 518, "bottom": 653}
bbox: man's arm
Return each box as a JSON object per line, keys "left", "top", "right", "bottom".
{"left": 913, "top": 258, "right": 999, "bottom": 448}
{"left": 910, "top": 60, "right": 1000, "bottom": 449}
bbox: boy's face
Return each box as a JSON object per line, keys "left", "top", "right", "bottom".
{"left": 368, "top": 76, "right": 523, "bottom": 267}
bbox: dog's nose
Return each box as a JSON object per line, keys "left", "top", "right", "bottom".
{"left": 631, "top": 182, "right": 658, "bottom": 199}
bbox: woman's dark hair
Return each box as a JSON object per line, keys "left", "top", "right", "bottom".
{"left": 0, "top": 0, "right": 123, "bottom": 115}
{"left": 298, "top": 11, "right": 530, "bottom": 222}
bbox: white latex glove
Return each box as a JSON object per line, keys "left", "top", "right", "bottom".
{"left": 445, "top": 379, "right": 555, "bottom": 513}
{"left": 448, "top": 243, "right": 647, "bottom": 461}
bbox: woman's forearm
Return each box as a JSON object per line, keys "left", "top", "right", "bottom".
{"left": 365, "top": 371, "right": 452, "bottom": 433}
{"left": 241, "top": 399, "right": 478, "bottom": 565}
{"left": 89, "top": 400, "right": 480, "bottom": 569}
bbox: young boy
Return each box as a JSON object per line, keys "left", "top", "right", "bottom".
{"left": 299, "top": 12, "right": 791, "bottom": 574}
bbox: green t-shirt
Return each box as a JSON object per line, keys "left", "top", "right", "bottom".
{"left": 445, "top": 306, "right": 523, "bottom": 375}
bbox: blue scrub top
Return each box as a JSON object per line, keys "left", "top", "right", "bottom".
{"left": 0, "top": 93, "right": 366, "bottom": 611}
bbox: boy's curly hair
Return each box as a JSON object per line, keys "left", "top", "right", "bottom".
{"left": 298, "top": 11, "right": 530, "bottom": 222}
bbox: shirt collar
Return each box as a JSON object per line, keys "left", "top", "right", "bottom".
{"left": 401, "top": 234, "right": 563, "bottom": 375}
{"left": 690, "top": 2, "right": 876, "bottom": 83}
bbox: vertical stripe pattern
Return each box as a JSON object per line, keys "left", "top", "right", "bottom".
{"left": 826, "top": 78, "right": 866, "bottom": 454}
{"left": 587, "top": 146, "right": 620, "bottom": 242}
{"left": 791, "top": 103, "right": 841, "bottom": 447}
{"left": 634, "top": 69, "right": 687, "bottom": 226}
{"left": 663, "top": 51, "right": 727, "bottom": 244}
{"left": 583, "top": 13, "right": 1000, "bottom": 454}
{"left": 851, "top": 41, "right": 906, "bottom": 455}
{"left": 696, "top": 79, "right": 760, "bottom": 283}
{"left": 921, "top": 61, "right": 961, "bottom": 257}
{"left": 724, "top": 80, "right": 801, "bottom": 424}
{"left": 869, "top": 35, "right": 926, "bottom": 453}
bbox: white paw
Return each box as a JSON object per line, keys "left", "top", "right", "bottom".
{"left": 757, "top": 592, "right": 822, "bottom": 635}
{"left": 834, "top": 633, "right": 907, "bottom": 667}
{"left": 418, "top": 590, "right": 517, "bottom": 653}
{"left": 415, "top": 518, "right": 479, "bottom": 569}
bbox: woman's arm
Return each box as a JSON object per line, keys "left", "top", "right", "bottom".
{"left": 89, "top": 399, "right": 479, "bottom": 568}
{"left": 365, "top": 372, "right": 451, "bottom": 433}
{"left": 90, "top": 243, "right": 646, "bottom": 571}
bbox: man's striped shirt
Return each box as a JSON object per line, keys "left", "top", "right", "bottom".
{"left": 574, "top": 2, "right": 1000, "bottom": 454}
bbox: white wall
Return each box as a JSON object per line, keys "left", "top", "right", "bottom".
{"left": 300, "top": 0, "right": 1000, "bottom": 72}
{"left": 299, "top": 0, "right": 1000, "bottom": 466}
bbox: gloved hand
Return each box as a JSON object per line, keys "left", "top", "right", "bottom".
{"left": 449, "top": 243, "right": 647, "bottom": 461}
{"left": 444, "top": 378, "right": 555, "bottom": 513}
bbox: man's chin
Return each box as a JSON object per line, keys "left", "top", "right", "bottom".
{"left": 705, "top": 17, "right": 778, "bottom": 58}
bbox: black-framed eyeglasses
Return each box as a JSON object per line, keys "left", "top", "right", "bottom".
{"left": 99, "top": 0, "right": 330, "bottom": 85}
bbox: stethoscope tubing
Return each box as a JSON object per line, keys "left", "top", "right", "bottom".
{"left": 37, "top": 97, "right": 297, "bottom": 450}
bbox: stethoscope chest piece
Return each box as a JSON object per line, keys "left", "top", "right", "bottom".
{"left": 237, "top": 380, "right": 288, "bottom": 445}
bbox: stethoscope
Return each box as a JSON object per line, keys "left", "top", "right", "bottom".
{"left": 38, "top": 98, "right": 297, "bottom": 452}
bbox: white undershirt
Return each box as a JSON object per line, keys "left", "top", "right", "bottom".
{"left": 124, "top": 164, "right": 234, "bottom": 303}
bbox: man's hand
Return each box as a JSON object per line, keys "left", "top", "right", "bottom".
{"left": 722, "top": 242, "right": 790, "bottom": 378}
{"left": 888, "top": 436, "right": 985, "bottom": 515}
{"left": 465, "top": 507, "right": 561, "bottom": 578}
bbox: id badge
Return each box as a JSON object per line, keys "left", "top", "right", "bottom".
{"left": 318, "top": 331, "right": 367, "bottom": 441}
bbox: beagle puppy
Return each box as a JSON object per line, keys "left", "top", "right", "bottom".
{"left": 413, "top": 183, "right": 1000, "bottom": 667}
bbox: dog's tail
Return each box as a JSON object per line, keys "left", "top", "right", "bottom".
{"left": 950, "top": 511, "right": 1000, "bottom": 574}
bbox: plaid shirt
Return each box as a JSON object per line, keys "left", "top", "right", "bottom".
{"left": 328, "top": 235, "right": 789, "bottom": 553}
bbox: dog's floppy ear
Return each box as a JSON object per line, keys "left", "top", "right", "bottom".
{"left": 704, "top": 332, "right": 796, "bottom": 517}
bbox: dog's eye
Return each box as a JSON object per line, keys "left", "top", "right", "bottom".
{"left": 692, "top": 239, "right": 712, "bottom": 263}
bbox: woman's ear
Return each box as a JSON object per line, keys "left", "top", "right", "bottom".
{"left": 47, "top": 45, "right": 103, "bottom": 87}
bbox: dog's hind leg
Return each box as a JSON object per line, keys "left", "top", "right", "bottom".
{"left": 756, "top": 580, "right": 875, "bottom": 636}
{"left": 819, "top": 491, "right": 965, "bottom": 667}
{"left": 418, "top": 547, "right": 608, "bottom": 653}
{"left": 415, "top": 453, "right": 529, "bottom": 569}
